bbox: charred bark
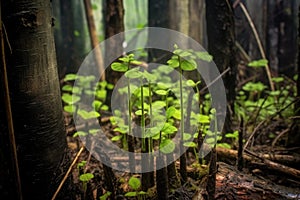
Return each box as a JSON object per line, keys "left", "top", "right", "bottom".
{"left": 103, "top": 0, "right": 124, "bottom": 85}
{"left": 288, "top": 4, "right": 300, "bottom": 148}
{"left": 205, "top": 0, "right": 237, "bottom": 134}
{"left": 1, "top": 0, "right": 69, "bottom": 199}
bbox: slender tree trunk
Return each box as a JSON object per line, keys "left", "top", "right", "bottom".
{"left": 53, "top": 1, "right": 86, "bottom": 77}
{"left": 1, "top": 0, "right": 69, "bottom": 199}
{"left": 205, "top": 0, "right": 237, "bottom": 134}
{"left": 148, "top": 0, "right": 170, "bottom": 63}
{"left": 275, "top": 0, "right": 298, "bottom": 77}
{"left": 189, "top": 0, "right": 206, "bottom": 46}
{"left": 104, "top": 0, "right": 124, "bottom": 85}
{"left": 169, "top": 0, "right": 189, "bottom": 36}
{"left": 205, "top": 1, "right": 236, "bottom": 198}
{"left": 84, "top": 0, "right": 105, "bottom": 80}
{"left": 59, "top": 0, "right": 75, "bottom": 76}
{"left": 288, "top": 4, "right": 300, "bottom": 147}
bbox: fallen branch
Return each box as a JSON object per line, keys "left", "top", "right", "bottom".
{"left": 217, "top": 147, "right": 300, "bottom": 166}
{"left": 245, "top": 149, "right": 300, "bottom": 179}
{"left": 215, "top": 162, "right": 300, "bottom": 200}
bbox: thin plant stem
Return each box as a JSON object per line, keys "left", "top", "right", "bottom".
{"left": 178, "top": 57, "right": 187, "bottom": 182}
{"left": 141, "top": 81, "right": 146, "bottom": 151}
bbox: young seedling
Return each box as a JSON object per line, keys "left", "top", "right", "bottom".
{"left": 80, "top": 173, "right": 94, "bottom": 199}
{"left": 125, "top": 176, "right": 147, "bottom": 200}
{"left": 99, "top": 191, "right": 111, "bottom": 200}
{"left": 167, "top": 44, "right": 198, "bottom": 182}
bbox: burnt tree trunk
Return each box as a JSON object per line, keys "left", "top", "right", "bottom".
{"left": 1, "top": 0, "right": 69, "bottom": 199}
{"left": 205, "top": 0, "right": 237, "bottom": 134}
{"left": 288, "top": 4, "right": 300, "bottom": 148}
{"left": 148, "top": 0, "right": 170, "bottom": 63}
{"left": 104, "top": 0, "right": 124, "bottom": 85}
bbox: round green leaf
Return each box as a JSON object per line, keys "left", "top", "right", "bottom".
{"left": 143, "top": 71, "right": 157, "bottom": 82}
{"left": 92, "top": 100, "right": 102, "bottom": 110}
{"left": 217, "top": 143, "right": 231, "bottom": 149}
{"left": 162, "top": 123, "right": 177, "bottom": 134}
{"left": 62, "top": 93, "right": 80, "bottom": 104}
{"left": 166, "top": 106, "right": 176, "bottom": 119}
{"left": 195, "top": 51, "right": 213, "bottom": 62}
{"left": 64, "top": 73, "right": 77, "bottom": 81}
{"left": 78, "top": 110, "right": 100, "bottom": 119}
{"left": 198, "top": 114, "right": 210, "bottom": 124}
{"left": 181, "top": 59, "right": 197, "bottom": 71}
{"left": 152, "top": 101, "right": 166, "bottom": 109}
{"left": 64, "top": 105, "right": 76, "bottom": 113}
{"left": 178, "top": 50, "right": 192, "bottom": 57}
{"left": 183, "top": 141, "right": 197, "bottom": 148}
{"left": 62, "top": 85, "right": 73, "bottom": 92}
{"left": 160, "top": 139, "right": 175, "bottom": 154}
{"left": 167, "top": 58, "right": 179, "bottom": 68}
{"left": 271, "top": 77, "right": 284, "bottom": 83}
{"left": 186, "top": 79, "right": 196, "bottom": 87}
{"left": 155, "top": 89, "right": 168, "bottom": 96}
{"left": 79, "top": 173, "right": 94, "bottom": 182}
{"left": 106, "top": 83, "right": 114, "bottom": 90}
{"left": 157, "top": 65, "right": 174, "bottom": 74}
{"left": 125, "top": 67, "right": 143, "bottom": 79}
{"left": 73, "top": 131, "right": 87, "bottom": 137}
{"left": 128, "top": 177, "right": 141, "bottom": 190}
{"left": 113, "top": 126, "right": 128, "bottom": 134}
{"left": 111, "top": 62, "right": 128, "bottom": 72}
{"left": 183, "top": 133, "right": 192, "bottom": 141}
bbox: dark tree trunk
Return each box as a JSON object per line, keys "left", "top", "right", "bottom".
{"left": 275, "top": 0, "right": 298, "bottom": 77}
{"left": 1, "top": 0, "right": 69, "bottom": 199}
{"left": 59, "top": 0, "right": 75, "bottom": 76}
{"left": 205, "top": 0, "right": 237, "bottom": 134}
{"left": 288, "top": 4, "right": 300, "bottom": 148}
{"left": 148, "top": 0, "right": 170, "bottom": 63}
{"left": 53, "top": 1, "right": 86, "bottom": 78}
{"left": 156, "top": 154, "right": 169, "bottom": 200}
{"left": 104, "top": 0, "right": 125, "bottom": 85}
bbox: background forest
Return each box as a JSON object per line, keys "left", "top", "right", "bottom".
{"left": 1, "top": 0, "right": 300, "bottom": 200}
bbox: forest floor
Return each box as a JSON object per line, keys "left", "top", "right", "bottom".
{"left": 62, "top": 110, "right": 300, "bottom": 200}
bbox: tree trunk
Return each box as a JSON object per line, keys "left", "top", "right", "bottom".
{"left": 205, "top": 0, "right": 237, "bottom": 134}
{"left": 104, "top": 0, "right": 125, "bottom": 85}
{"left": 58, "top": 0, "right": 75, "bottom": 76}
{"left": 275, "top": 0, "right": 298, "bottom": 77}
{"left": 84, "top": 0, "right": 105, "bottom": 80}
{"left": 52, "top": 0, "right": 87, "bottom": 78}
{"left": 1, "top": 1, "right": 69, "bottom": 199}
{"left": 288, "top": 4, "right": 300, "bottom": 148}
{"left": 148, "top": 0, "right": 170, "bottom": 63}
{"left": 189, "top": 0, "right": 206, "bottom": 47}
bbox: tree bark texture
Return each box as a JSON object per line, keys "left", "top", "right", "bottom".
{"left": 288, "top": 4, "right": 300, "bottom": 148}
{"left": 205, "top": 0, "right": 237, "bottom": 134}
{"left": 148, "top": 0, "right": 170, "bottom": 63}
{"left": 2, "top": 0, "right": 68, "bottom": 199}
{"left": 189, "top": 0, "right": 206, "bottom": 47}
{"left": 104, "top": 0, "right": 124, "bottom": 85}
